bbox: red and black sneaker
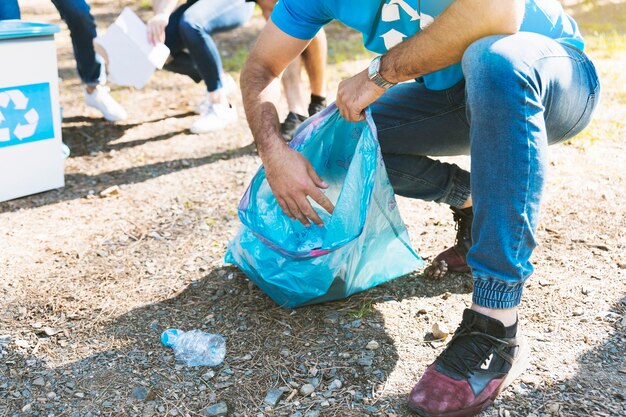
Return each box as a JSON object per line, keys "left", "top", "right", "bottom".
{"left": 425, "top": 207, "right": 473, "bottom": 279}
{"left": 408, "top": 309, "right": 530, "bottom": 417}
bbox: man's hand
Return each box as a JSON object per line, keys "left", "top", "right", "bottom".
{"left": 257, "top": 0, "right": 277, "bottom": 20}
{"left": 264, "top": 145, "right": 335, "bottom": 227}
{"left": 147, "top": 13, "right": 169, "bottom": 45}
{"left": 336, "top": 69, "right": 385, "bottom": 122}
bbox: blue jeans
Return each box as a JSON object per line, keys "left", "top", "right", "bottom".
{"left": 50, "top": 0, "right": 104, "bottom": 85}
{"left": 372, "top": 33, "right": 600, "bottom": 309}
{"left": 165, "top": 0, "right": 254, "bottom": 92}
{"left": 0, "top": 0, "right": 20, "bottom": 19}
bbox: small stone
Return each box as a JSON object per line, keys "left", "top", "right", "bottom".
{"left": 42, "top": 327, "right": 60, "bottom": 337}
{"left": 100, "top": 185, "right": 121, "bottom": 197}
{"left": 202, "top": 402, "right": 228, "bottom": 416}
{"left": 417, "top": 309, "right": 428, "bottom": 315}
{"left": 357, "top": 357, "right": 373, "bottom": 367}
{"left": 22, "top": 404, "right": 32, "bottom": 412}
{"left": 320, "top": 400, "right": 330, "bottom": 407}
{"left": 441, "top": 292, "right": 452, "bottom": 300}
{"left": 365, "top": 340, "right": 380, "bottom": 350}
{"left": 131, "top": 386, "right": 150, "bottom": 401}
{"left": 32, "top": 377, "right": 45, "bottom": 386}
{"left": 300, "top": 383, "right": 315, "bottom": 397}
{"left": 263, "top": 388, "right": 284, "bottom": 406}
{"left": 74, "top": 392, "right": 85, "bottom": 398}
{"left": 546, "top": 402, "right": 561, "bottom": 415}
{"left": 521, "top": 375, "right": 542, "bottom": 386}
{"left": 15, "top": 339, "right": 30, "bottom": 348}
{"left": 148, "top": 231, "right": 162, "bottom": 240}
{"left": 572, "top": 307, "right": 584, "bottom": 317}
{"left": 617, "top": 261, "right": 626, "bottom": 269}
{"left": 328, "top": 379, "right": 342, "bottom": 391}
{"left": 202, "top": 370, "right": 215, "bottom": 380}
{"left": 46, "top": 391, "right": 56, "bottom": 399}
{"left": 432, "top": 322, "right": 450, "bottom": 340}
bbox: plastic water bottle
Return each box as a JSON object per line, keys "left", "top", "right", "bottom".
{"left": 161, "top": 329, "right": 226, "bottom": 367}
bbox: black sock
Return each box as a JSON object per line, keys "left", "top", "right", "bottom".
{"left": 310, "top": 94, "right": 326, "bottom": 106}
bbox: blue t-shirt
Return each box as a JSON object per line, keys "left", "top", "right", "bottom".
{"left": 272, "top": 0, "right": 584, "bottom": 90}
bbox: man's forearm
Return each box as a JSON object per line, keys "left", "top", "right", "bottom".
{"left": 380, "top": 0, "right": 525, "bottom": 83}
{"left": 241, "top": 60, "right": 286, "bottom": 159}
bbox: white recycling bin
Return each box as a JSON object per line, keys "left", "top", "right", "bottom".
{"left": 0, "top": 21, "right": 64, "bottom": 202}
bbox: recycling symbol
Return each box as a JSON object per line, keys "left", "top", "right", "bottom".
{"left": 0, "top": 89, "right": 39, "bottom": 143}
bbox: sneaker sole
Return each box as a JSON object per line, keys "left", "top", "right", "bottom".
{"left": 408, "top": 335, "right": 530, "bottom": 417}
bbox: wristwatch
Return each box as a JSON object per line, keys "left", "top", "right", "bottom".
{"left": 368, "top": 55, "right": 396, "bottom": 89}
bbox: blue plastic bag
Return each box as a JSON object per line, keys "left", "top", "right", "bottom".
{"left": 225, "top": 104, "right": 423, "bottom": 307}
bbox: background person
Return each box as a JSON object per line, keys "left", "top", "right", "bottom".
{"left": 147, "top": 0, "right": 254, "bottom": 134}
{"left": 0, "top": 0, "right": 127, "bottom": 122}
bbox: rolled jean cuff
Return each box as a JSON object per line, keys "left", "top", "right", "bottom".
{"left": 440, "top": 166, "right": 471, "bottom": 208}
{"left": 472, "top": 277, "right": 525, "bottom": 309}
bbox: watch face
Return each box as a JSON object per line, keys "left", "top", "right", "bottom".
{"left": 368, "top": 56, "right": 380, "bottom": 78}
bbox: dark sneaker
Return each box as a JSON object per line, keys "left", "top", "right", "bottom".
{"left": 425, "top": 206, "right": 473, "bottom": 279}
{"left": 308, "top": 94, "right": 327, "bottom": 117}
{"left": 280, "top": 111, "right": 307, "bottom": 142}
{"left": 408, "top": 309, "right": 529, "bottom": 417}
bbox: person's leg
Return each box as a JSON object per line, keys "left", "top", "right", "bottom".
{"left": 179, "top": 0, "right": 253, "bottom": 133}
{"left": 179, "top": 0, "right": 254, "bottom": 94}
{"left": 302, "top": 28, "right": 327, "bottom": 114}
{"left": 372, "top": 79, "right": 472, "bottom": 207}
{"left": 51, "top": 0, "right": 126, "bottom": 121}
{"left": 163, "top": 1, "right": 203, "bottom": 83}
{"left": 408, "top": 33, "right": 600, "bottom": 417}
{"left": 282, "top": 57, "right": 307, "bottom": 116}
{"left": 0, "top": 0, "right": 20, "bottom": 20}
{"left": 279, "top": 57, "right": 308, "bottom": 141}
{"left": 280, "top": 30, "right": 328, "bottom": 141}
{"left": 465, "top": 33, "right": 600, "bottom": 316}
{"left": 50, "top": 0, "right": 102, "bottom": 86}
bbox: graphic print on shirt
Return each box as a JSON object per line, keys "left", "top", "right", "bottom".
{"left": 379, "top": 0, "right": 434, "bottom": 49}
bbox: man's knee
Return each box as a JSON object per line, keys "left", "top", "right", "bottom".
{"left": 180, "top": 9, "right": 203, "bottom": 35}
{"left": 462, "top": 35, "right": 528, "bottom": 89}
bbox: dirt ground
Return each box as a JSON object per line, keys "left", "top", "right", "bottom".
{"left": 1, "top": 1, "right": 625, "bottom": 416}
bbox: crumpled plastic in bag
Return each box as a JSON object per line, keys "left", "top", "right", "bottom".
{"left": 225, "top": 104, "right": 423, "bottom": 307}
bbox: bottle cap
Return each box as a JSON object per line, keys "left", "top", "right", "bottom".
{"left": 161, "top": 329, "right": 182, "bottom": 347}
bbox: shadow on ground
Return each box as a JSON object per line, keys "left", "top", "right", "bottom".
{"left": 0, "top": 267, "right": 403, "bottom": 416}
{"left": 0, "top": 143, "right": 256, "bottom": 214}
{"left": 61, "top": 111, "right": 195, "bottom": 157}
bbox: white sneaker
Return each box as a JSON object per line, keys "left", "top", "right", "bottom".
{"left": 84, "top": 85, "right": 127, "bottom": 122}
{"left": 194, "top": 74, "right": 238, "bottom": 114}
{"left": 190, "top": 103, "right": 237, "bottom": 134}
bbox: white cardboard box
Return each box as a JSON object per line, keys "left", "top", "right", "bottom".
{"left": 94, "top": 8, "right": 170, "bottom": 89}
{"left": 0, "top": 21, "right": 64, "bottom": 203}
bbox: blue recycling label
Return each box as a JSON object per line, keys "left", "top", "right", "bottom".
{"left": 0, "top": 82, "right": 55, "bottom": 148}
